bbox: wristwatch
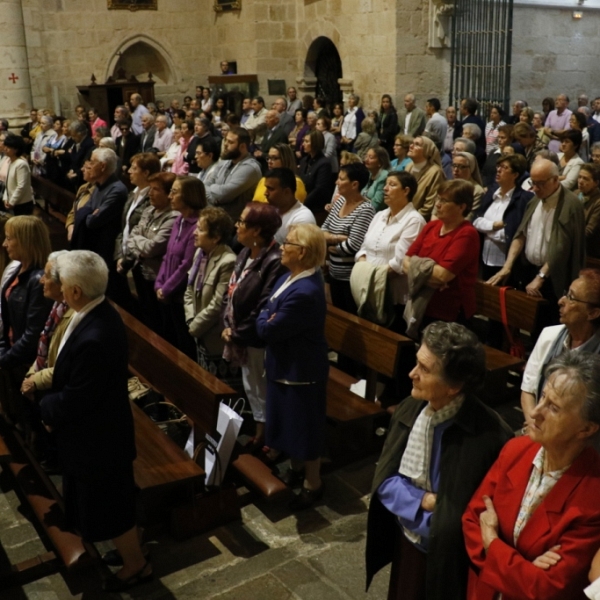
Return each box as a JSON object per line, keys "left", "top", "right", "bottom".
{"left": 537, "top": 271, "right": 546, "bottom": 279}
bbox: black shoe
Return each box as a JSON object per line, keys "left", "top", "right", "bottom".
{"left": 279, "top": 468, "right": 304, "bottom": 488}
{"left": 288, "top": 484, "right": 324, "bottom": 511}
{"left": 102, "top": 561, "right": 153, "bottom": 592}
{"left": 102, "top": 548, "right": 150, "bottom": 567}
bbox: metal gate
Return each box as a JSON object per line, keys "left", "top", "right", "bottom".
{"left": 449, "top": 0, "right": 514, "bottom": 114}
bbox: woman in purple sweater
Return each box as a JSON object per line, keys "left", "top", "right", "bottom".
{"left": 155, "top": 176, "right": 205, "bottom": 357}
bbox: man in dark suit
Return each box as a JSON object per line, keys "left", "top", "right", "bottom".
{"left": 40, "top": 250, "right": 149, "bottom": 592}
{"left": 70, "top": 148, "right": 128, "bottom": 299}
{"left": 138, "top": 113, "right": 156, "bottom": 153}
{"left": 254, "top": 111, "right": 289, "bottom": 160}
{"left": 66, "top": 121, "right": 94, "bottom": 192}
{"left": 115, "top": 121, "right": 140, "bottom": 175}
{"left": 186, "top": 117, "right": 215, "bottom": 174}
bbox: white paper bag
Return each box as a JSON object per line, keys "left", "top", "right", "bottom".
{"left": 204, "top": 402, "right": 243, "bottom": 486}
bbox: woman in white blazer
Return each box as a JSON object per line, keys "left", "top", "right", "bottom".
{"left": 2, "top": 135, "right": 34, "bottom": 215}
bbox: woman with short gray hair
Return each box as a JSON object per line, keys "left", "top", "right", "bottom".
{"left": 40, "top": 250, "right": 150, "bottom": 592}
{"left": 366, "top": 321, "right": 512, "bottom": 599}
{"left": 464, "top": 350, "right": 600, "bottom": 600}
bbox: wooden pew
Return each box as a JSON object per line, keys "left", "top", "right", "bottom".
{"left": 111, "top": 303, "right": 246, "bottom": 530}
{"left": 31, "top": 175, "right": 72, "bottom": 251}
{"left": 324, "top": 304, "right": 416, "bottom": 464}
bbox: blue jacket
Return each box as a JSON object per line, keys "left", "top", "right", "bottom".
{"left": 475, "top": 181, "right": 534, "bottom": 254}
{"left": 40, "top": 300, "right": 135, "bottom": 476}
{"left": 256, "top": 271, "right": 329, "bottom": 383}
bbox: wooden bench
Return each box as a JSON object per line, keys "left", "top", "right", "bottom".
{"left": 31, "top": 175, "right": 72, "bottom": 251}
{"left": 111, "top": 303, "right": 243, "bottom": 524}
{"left": 474, "top": 281, "right": 546, "bottom": 404}
{"left": 324, "top": 304, "right": 416, "bottom": 463}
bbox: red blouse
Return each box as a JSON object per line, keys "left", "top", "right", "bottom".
{"left": 406, "top": 219, "right": 479, "bottom": 321}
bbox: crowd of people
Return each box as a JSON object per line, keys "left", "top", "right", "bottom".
{"left": 2, "top": 87, "right": 600, "bottom": 598}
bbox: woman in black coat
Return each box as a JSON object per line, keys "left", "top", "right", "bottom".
{"left": 378, "top": 94, "right": 400, "bottom": 157}
{"left": 0, "top": 216, "right": 53, "bottom": 420}
{"left": 222, "top": 202, "right": 285, "bottom": 449}
{"left": 298, "top": 130, "right": 335, "bottom": 223}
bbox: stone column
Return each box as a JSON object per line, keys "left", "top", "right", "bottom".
{"left": 0, "top": 0, "right": 34, "bottom": 127}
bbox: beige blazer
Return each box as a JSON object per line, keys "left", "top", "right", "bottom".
{"left": 184, "top": 244, "right": 236, "bottom": 356}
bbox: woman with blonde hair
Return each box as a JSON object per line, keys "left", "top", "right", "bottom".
{"left": 0, "top": 216, "right": 53, "bottom": 420}
{"left": 257, "top": 224, "right": 329, "bottom": 509}
{"left": 450, "top": 151, "right": 485, "bottom": 219}
{"left": 405, "top": 136, "right": 446, "bottom": 220}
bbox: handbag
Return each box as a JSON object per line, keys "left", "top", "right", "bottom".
{"left": 499, "top": 286, "right": 526, "bottom": 360}
{"left": 137, "top": 390, "right": 191, "bottom": 450}
{"left": 204, "top": 398, "right": 245, "bottom": 487}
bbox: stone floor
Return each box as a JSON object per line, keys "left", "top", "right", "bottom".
{"left": 0, "top": 454, "right": 391, "bottom": 600}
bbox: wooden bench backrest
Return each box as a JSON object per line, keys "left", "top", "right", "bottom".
{"left": 325, "top": 304, "right": 412, "bottom": 378}
{"left": 32, "top": 174, "right": 75, "bottom": 219}
{"left": 112, "top": 302, "right": 235, "bottom": 438}
{"left": 475, "top": 280, "right": 546, "bottom": 333}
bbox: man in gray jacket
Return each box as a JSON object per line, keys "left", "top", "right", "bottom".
{"left": 203, "top": 127, "right": 262, "bottom": 222}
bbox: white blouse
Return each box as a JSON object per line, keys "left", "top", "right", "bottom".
{"left": 355, "top": 203, "right": 425, "bottom": 304}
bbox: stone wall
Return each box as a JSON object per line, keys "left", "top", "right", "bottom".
{"left": 511, "top": 5, "right": 600, "bottom": 110}
{"left": 18, "top": 0, "right": 450, "bottom": 118}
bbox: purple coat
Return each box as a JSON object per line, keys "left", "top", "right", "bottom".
{"left": 154, "top": 214, "right": 198, "bottom": 301}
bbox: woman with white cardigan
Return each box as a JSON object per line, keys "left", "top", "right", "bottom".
{"left": 2, "top": 135, "right": 34, "bottom": 215}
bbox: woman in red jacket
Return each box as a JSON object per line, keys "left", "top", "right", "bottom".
{"left": 463, "top": 351, "right": 600, "bottom": 600}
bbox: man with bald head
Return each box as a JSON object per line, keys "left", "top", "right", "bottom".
{"left": 398, "top": 94, "right": 426, "bottom": 137}
{"left": 272, "top": 97, "right": 294, "bottom": 136}
{"left": 488, "top": 158, "right": 585, "bottom": 325}
{"left": 254, "top": 110, "right": 288, "bottom": 158}
{"left": 544, "top": 94, "right": 573, "bottom": 154}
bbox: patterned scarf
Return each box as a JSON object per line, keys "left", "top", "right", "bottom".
{"left": 188, "top": 249, "right": 209, "bottom": 293}
{"left": 34, "top": 300, "right": 68, "bottom": 372}
{"left": 399, "top": 395, "right": 465, "bottom": 491}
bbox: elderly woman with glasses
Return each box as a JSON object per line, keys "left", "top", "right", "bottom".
{"left": 222, "top": 202, "right": 284, "bottom": 451}
{"left": 253, "top": 143, "right": 307, "bottom": 203}
{"left": 463, "top": 351, "right": 600, "bottom": 600}
{"left": 366, "top": 322, "right": 512, "bottom": 600}
{"left": 520, "top": 269, "right": 600, "bottom": 427}
{"left": 256, "top": 224, "right": 328, "bottom": 510}
{"left": 449, "top": 151, "right": 484, "bottom": 220}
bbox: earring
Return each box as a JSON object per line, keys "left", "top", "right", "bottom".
{"left": 253, "top": 241, "right": 258, "bottom": 247}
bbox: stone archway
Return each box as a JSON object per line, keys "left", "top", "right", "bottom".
{"left": 105, "top": 35, "right": 177, "bottom": 85}
{"left": 304, "top": 37, "right": 343, "bottom": 108}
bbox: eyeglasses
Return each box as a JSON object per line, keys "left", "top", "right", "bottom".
{"left": 451, "top": 163, "right": 469, "bottom": 170}
{"left": 496, "top": 164, "right": 513, "bottom": 171}
{"left": 531, "top": 177, "right": 553, "bottom": 187}
{"left": 563, "top": 289, "right": 600, "bottom": 307}
{"left": 235, "top": 218, "right": 246, "bottom": 226}
{"left": 282, "top": 240, "right": 303, "bottom": 249}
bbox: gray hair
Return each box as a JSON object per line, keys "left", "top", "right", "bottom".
{"left": 69, "top": 121, "right": 88, "bottom": 137}
{"left": 47, "top": 250, "right": 69, "bottom": 283}
{"left": 348, "top": 93, "right": 360, "bottom": 104}
{"left": 142, "top": 113, "right": 155, "bottom": 124}
{"left": 421, "top": 321, "right": 486, "bottom": 394}
{"left": 545, "top": 351, "right": 600, "bottom": 432}
{"left": 57, "top": 251, "right": 108, "bottom": 300}
{"left": 98, "top": 137, "right": 116, "bottom": 151}
{"left": 462, "top": 123, "right": 482, "bottom": 140}
{"left": 40, "top": 115, "right": 53, "bottom": 127}
{"left": 592, "top": 142, "right": 600, "bottom": 153}
{"left": 454, "top": 137, "right": 476, "bottom": 155}
{"left": 361, "top": 117, "right": 376, "bottom": 135}
{"left": 91, "top": 147, "right": 117, "bottom": 175}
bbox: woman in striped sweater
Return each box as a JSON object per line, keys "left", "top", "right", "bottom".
{"left": 321, "top": 162, "right": 375, "bottom": 315}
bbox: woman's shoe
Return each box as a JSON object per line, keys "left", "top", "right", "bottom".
{"left": 279, "top": 467, "right": 305, "bottom": 488}
{"left": 102, "top": 561, "right": 153, "bottom": 592}
{"left": 101, "top": 548, "right": 150, "bottom": 567}
{"left": 289, "top": 484, "right": 325, "bottom": 511}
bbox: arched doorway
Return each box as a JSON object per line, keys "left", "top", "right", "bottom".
{"left": 304, "top": 37, "right": 342, "bottom": 109}
{"left": 113, "top": 40, "right": 173, "bottom": 85}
